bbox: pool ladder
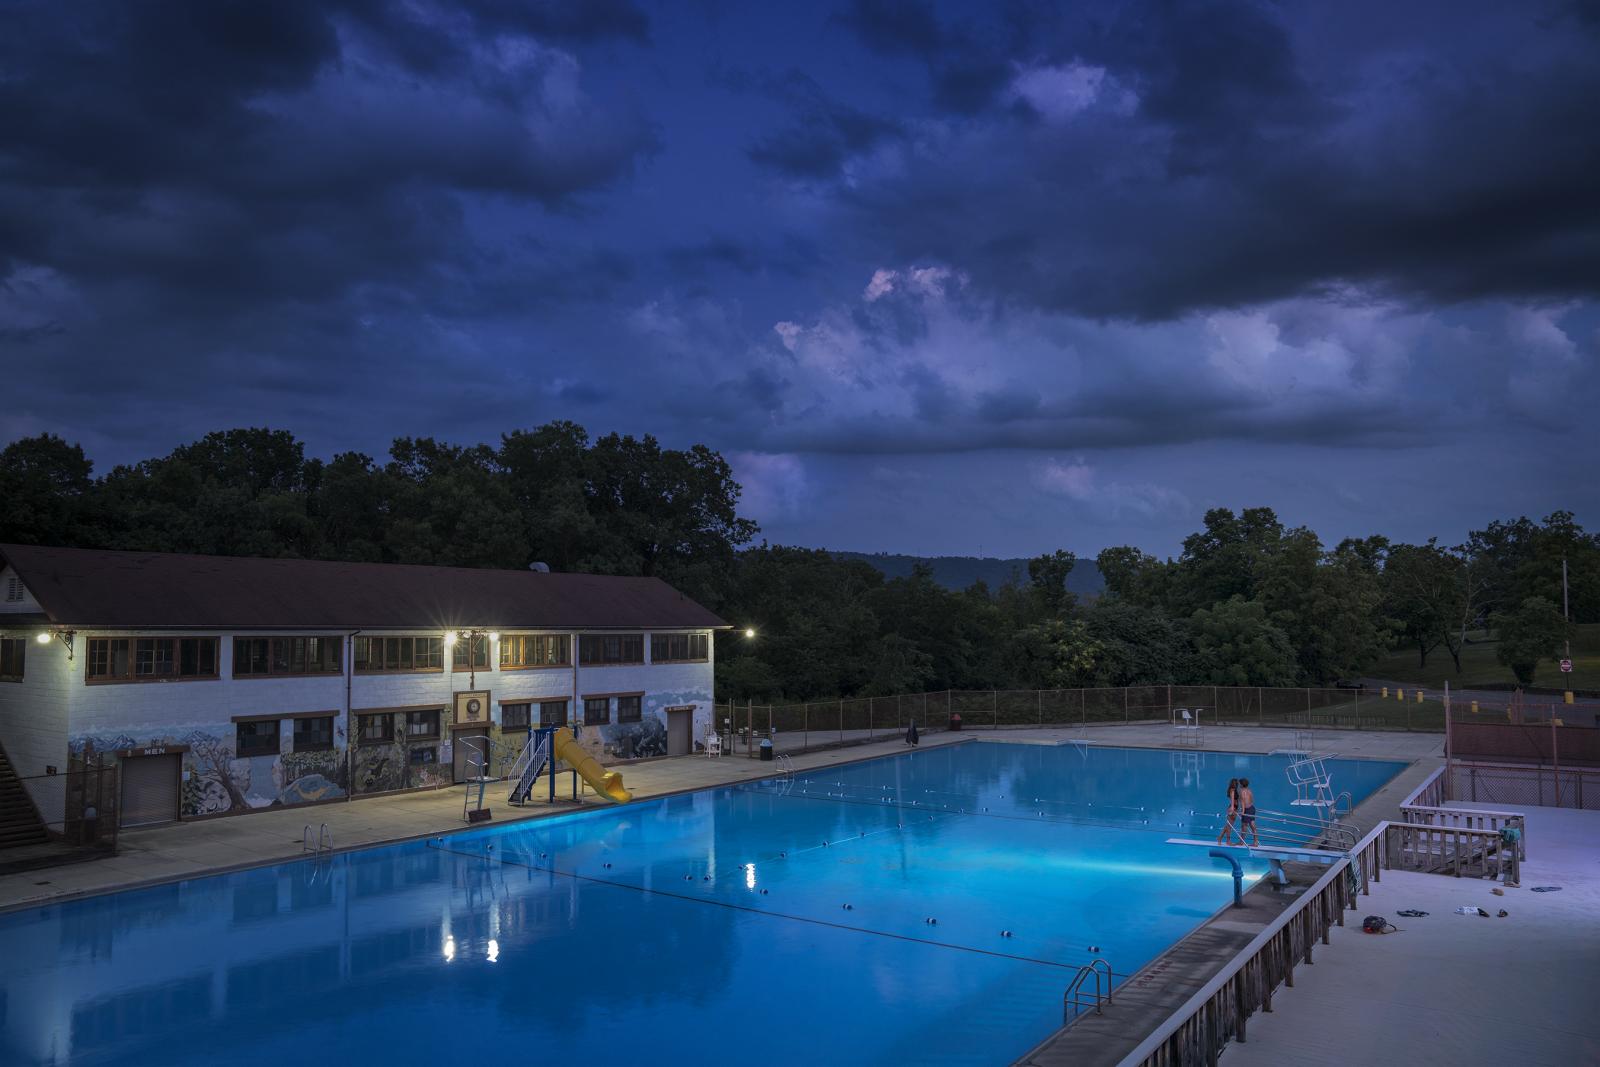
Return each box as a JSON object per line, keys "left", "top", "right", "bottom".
{"left": 1063, "top": 958, "right": 1117, "bottom": 1021}
{"left": 302, "top": 823, "right": 332, "bottom": 855}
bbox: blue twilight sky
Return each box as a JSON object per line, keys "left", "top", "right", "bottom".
{"left": 2, "top": 0, "right": 1596, "bottom": 557}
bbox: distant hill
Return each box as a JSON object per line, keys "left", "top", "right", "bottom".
{"left": 831, "top": 551, "right": 1104, "bottom": 597}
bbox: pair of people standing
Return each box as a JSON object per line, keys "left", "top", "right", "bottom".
{"left": 1216, "top": 777, "right": 1258, "bottom": 846}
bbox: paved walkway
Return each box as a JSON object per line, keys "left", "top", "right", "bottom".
{"left": 1220, "top": 804, "right": 1600, "bottom": 1067}
{"left": 0, "top": 723, "right": 1439, "bottom": 914}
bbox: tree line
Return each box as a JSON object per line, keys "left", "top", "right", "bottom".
{"left": 2, "top": 428, "right": 1592, "bottom": 698}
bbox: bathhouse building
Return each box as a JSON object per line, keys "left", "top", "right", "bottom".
{"left": 0, "top": 544, "right": 724, "bottom": 832}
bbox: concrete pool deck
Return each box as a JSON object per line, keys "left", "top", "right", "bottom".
{"left": 1218, "top": 803, "right": 1600, "bottom": 1067}
{"left": 0, "top": 722, "right": 1440, "bottom": 915}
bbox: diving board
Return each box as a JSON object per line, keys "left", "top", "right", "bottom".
{"left": 1164, "top": 837, "right": 1347, "bottom": 866}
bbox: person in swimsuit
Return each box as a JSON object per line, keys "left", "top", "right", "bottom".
{"left": 1238, "top": 778, "right": 1258, "bottom": 845}
{"left": 1216, "top": 778, "right": 1240, "bottom": 845}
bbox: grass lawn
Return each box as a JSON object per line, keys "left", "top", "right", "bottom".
{"left": 1371, "top": 622, "right": 1599, "bottom": 691}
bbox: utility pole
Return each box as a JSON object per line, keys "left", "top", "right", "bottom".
{"left": 1563, "top": 557, "right": 1571, "bottom": 660}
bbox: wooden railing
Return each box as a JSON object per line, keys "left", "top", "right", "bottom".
{"left": 1400, "top": 763, "right": 1448, "bottom": 808}
{"left": 1117, "top": 814, "right": 1524, "bottom": 1067}
{"left": 1116, "top": 822, "right": 1386, "bottom": 1066}
{"left": 1397, "top": 804, "right": 1526, "bottom": 861}
{"left": 1384, "top": 821, "right": 1519, "bottom": 881}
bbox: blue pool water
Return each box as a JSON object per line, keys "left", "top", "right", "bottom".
{"left": 0, "top": 743, "right": 1403, "bottom": 1066}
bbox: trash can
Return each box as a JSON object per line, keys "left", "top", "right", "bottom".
{"left": 759, "top": 738, "right": 774, "bottom": 761}
{"left": 949, "top": 712, "right": 963, "bottom": 731}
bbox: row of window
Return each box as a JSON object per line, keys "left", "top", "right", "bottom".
{"left": 71, "top": 632, "right": 709, "bottom": 683}
{"left": 237, "top": 716, "right": 335, "bottom": 757}
{"left": 234, "top": 696, "right": 650, "bottom": 754}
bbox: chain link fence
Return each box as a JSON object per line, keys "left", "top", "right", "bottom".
{"left": 712, "top": 683, "right": 1452, "bottom": 758}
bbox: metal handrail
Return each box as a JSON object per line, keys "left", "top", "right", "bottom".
{"left": 508, "top": 734, "right": 552, "bottom": 805}
{"left": 1064, "top": 958, "right": 1117, "bottom": 1020}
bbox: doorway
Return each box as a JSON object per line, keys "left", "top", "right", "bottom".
{"left": 120, "top": 753, "right": 181, "bottom": 827}
{"left": 666, "top": 706, "right": 694, "bottom": 757}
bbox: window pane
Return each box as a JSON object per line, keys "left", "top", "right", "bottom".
{"left": 584, "top": 698, "right": 609, "bottom": 725}
{"left": 501, "top": 703, "right": 530, "bottom": 730}
{"left": 294, "top": 716, "right": 334, "bottom": 751}
{"left": 237, "top": 720, "right": 279, "bottom": 757}
{"left": 617, "top": 696, "right": 642, "bottom": 723}
{"left": 540, "top": 701, "right": 569, "bottom": 727}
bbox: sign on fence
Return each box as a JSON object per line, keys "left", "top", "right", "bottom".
{"left": 1560, "top": 659, "right": 1573, "bottom": 673}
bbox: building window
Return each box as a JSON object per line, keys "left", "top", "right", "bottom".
{"left": 579, "top": 634, "right": 644, "bottom": 666}
{"left": 501, "top": 703, "right": 531, "bottom": 731}
{"left": 408, "top": 746, "right": 437, "bottom": 766}
{"left": 650, "top": 633, "right": 709, "bottom": 663}
{"left": 452, "top": 634, "right": 492, "bottom": 670}
{"left": 0, "top": 637, "right": 24, "bottom": 682}
{"left": 237, "top": 719, "right": 280, "bottom": 758}
{"left": 405, "top": 710, "right": 441, "bottom": 740}
{"left": 583, "top": 697, "right": 610, "bottom": 726}
{"left": 616, "top": 695, "right": 643, "bottom": 723}
{"left": 358, "top": 714, "right": 394, "bottom": 745}
{"left": 4, "top": 576, "right": 22, "bottom": 602}
{"left": 353, "top": 636, "right": 444, "bottom": 673}
{"left": 500, "top": 634, "right": 570, "bottom": 669}
{"left": 234, "top": 636, "right": 342, "bottom": 677}
{"left": 87, "top": 637, "right": 218, "bottom": 682}
{"left": 293, "top": 716, "right": 334, "bottom": 753}
{"left": 540, "top": 700, "right": 569, "bottom": 727}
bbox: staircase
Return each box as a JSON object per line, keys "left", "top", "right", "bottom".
{"left": 0, "top": 742, "right": 49, "bottom": 850}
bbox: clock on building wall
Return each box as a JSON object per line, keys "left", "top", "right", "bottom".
{"left": 466, "top": 698, "right": 482, "bottom": 720}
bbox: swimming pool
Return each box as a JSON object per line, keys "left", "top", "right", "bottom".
{"left": 0, "top": 742, "right": 1404, "bottom": 1066}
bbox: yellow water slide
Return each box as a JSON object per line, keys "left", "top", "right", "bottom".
{"left": 551, "top": 727, "right": 633, "bottom": 803}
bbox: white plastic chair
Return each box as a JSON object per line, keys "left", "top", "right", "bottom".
{"left": 704, "top": 730, "right": 723, "bottom": 758}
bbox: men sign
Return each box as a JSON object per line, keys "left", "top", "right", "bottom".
{"left": 1560, "top": 658, "right": 1573, "bottom": 673}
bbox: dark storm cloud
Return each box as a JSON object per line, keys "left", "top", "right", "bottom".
{"left": 2, "top": 0, "right": 1596, "bottom": 553}
{"left": 826, "top": 0, "right": 1600, "bottom": 319}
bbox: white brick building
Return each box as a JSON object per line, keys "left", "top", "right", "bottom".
{"left": 0, "top": 545, "right": 724, "bottom": 828}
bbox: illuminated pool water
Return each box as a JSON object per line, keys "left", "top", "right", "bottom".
{"left": 0, "top": 743, "right": 1403, "bottom": 1066}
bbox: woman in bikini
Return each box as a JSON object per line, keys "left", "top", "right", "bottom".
{"left": 1216, "top": 778, "right": 1241, "bottom": 845}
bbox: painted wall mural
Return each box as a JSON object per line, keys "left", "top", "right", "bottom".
{"left": 71, "top": 724, "right": 351, "bottom": 819}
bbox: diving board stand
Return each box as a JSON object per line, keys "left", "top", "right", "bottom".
{"left": 1166, "top": 837, "right": 1348, "bottom": 906}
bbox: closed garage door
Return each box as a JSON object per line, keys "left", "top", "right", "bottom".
{"left": 121, "top": 754, "right": 181, "bottom": 827}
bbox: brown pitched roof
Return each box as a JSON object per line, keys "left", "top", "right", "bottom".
{"left": 0, "top": 544, "right": 727, "bottom": 631}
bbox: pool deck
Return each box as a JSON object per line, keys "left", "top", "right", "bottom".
{"left": 1217, "top": 803, "right": 1600, "bottom": 1067}
{"left": 0, "top": 723, "right": 1440, "bottom": 915}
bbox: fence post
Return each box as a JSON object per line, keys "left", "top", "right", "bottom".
{"left": 991, "top": 690, "right": 998, "bottom": 730}
{"left": 839, "top": 698, "right": 844, "bottom": 745}
{"left": 803, "top": 702, "right": 809, "bottom": 751}
{"left": 1213, "top": 684, "right": 1219, "bottom": 723}
{"left": 946, "top": 689, "right": 952, "bottom": 728}
{"left": 1038, "top": 689, "right": 1044, "bottom": 727}
{"left": 1123, "top": 687, "right": 1128, "bottom": 723}
{"left": 1258, "top": 687, "right": 1263, "bottom": 726}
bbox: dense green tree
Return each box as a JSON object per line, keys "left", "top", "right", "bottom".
{"left": 1083, "top": 600, "right": 1188, "bottom": 686}
{"left": 1493, "top": 596, "right": 1570, "bottom": 685}
{"left": 1257, "top": 528, "right": 1388, "bottom": 684}
{"left": 1007, "top": 618, "right": 1102, "bottom": 690}
{"left": 0, "top": 434, "right": 94, "bottom": 545}
{"left": 1189, "top": 596, "right": 1297, "bottom": 687}
{"left": 1026, "top": 549, "right": 1078, "bottom": 617}
{"left": 1382, "top": 541, "right": 1461, "bottom": 669}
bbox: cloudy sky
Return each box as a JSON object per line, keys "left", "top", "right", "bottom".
{"left": 3, "top": 0, "right": 1596, "bottom": 557}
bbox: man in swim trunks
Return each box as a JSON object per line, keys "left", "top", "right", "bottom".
{"left": 1237, "top": 778, "right": 1258, "bottom": 845}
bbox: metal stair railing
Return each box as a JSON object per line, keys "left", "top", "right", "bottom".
{"left": 507, "top": 734, "right": 552, "bottom": 805}
{"left": 1063, "top": 958, "right": 1117, "bottom": 1021}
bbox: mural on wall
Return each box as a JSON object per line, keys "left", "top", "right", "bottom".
{"left": 582, "top": 689, "right": 710, "bottom": 761}
{"left": 350, "top": 730, "right": 451, "bottom": 796}
{"left": 71, "top": 721, "right": 350, "bottom": 818}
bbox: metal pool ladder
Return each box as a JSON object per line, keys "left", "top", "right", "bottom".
{"left": 1063, "top": 958, "right": 1116, "bottom": 1021}
{"left": 302, "top": 823, "right": 332, "bottom": 855}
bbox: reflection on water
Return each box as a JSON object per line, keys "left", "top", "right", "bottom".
{"left": 0, "top": 744, "right": 1403, "bottom": 1067}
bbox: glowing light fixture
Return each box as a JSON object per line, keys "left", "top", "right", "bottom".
{"left": 35, "top": 632, "right": 50, "bottom": 645}
{"left": 744, "top": 627, "right": 756, "bottom": 639}
{"left": 489, "top": 632, "right": 500, "bottom": 641}
{"left": 745, "top": 863, "right": 757, "bottom": 890}
{"left": 444, "top": 632, "right": 458, "bottom": 646}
